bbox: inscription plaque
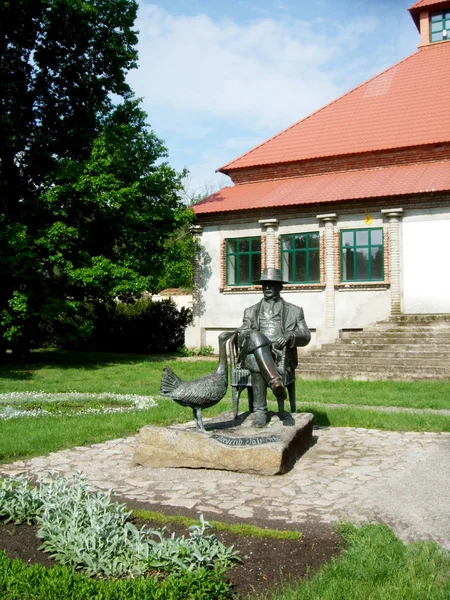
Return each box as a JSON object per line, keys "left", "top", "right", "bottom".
{"left": 211, "top": 434, "right": 281, "bottom": 446}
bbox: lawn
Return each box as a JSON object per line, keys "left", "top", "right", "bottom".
{"left": 1, "top": 349, "right": 449, "bottom": 408}
{"left": 1, "top": 350, "right": 450, "bottom": 599}
{"left": 1, "top": 349, "right": 450, "bottom": 463}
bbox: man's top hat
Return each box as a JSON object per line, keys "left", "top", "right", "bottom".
{"left": 253, "top": 268, "right": 289, "bottom": 285}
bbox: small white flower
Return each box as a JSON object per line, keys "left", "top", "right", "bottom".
{"left": 0, "top": 392, "right": 157, "bottom": 419}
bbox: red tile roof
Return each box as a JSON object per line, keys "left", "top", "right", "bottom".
{"left": 409, "top": 0, "right": 449, "bottom": 9}
{"left": 219, "top": 42, "right": 450, "bottom": 173}
{"left": 194, "top": 161, "right": 450, "bottom": 215}
{"left": 409, "top": 0, "right": 450, "bottom": 29}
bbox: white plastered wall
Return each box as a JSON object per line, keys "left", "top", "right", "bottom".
{"left": 335, "top": 212, "right": 391, "bottom": 329}
{"left": 190, "top": 210, "right": 394, "bottom": 352}
{"left": 402, "top": 208, "right": 450, "bottom": 313}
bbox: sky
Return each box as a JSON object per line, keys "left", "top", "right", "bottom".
{"left": 126, "top": 0, "right": 420, "bottom": 197}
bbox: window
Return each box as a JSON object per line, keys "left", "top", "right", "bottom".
{"left": 226, "top": 237, "right": 261, "bottom": 285}
{"left": 341, "top": 228, "right": 384, "bottom": 282}
{"left": 430, "top": 10, "right": 450, "bottom": 42}
{"left": 281, "top": 232, "right": 320, "bottom": 284}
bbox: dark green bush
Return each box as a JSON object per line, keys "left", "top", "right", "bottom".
{"left": 6, "top": 297, "right": 192, "bottom": 356}
{"left": 0, "top": 551, "right": 230, "bottom": 600}
{"left": 90, "top": 297, "right": 192, "bottom": 353}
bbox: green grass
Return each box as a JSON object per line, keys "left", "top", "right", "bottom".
{"left": 1, "top": 350, "right": 450, "bottom": 464}
{"left": 301, "top": 405, "right": 450, "bottom": 433}
{"left": 1, "top": 523, "right": 448, "bottom": 599}
{"left": 257, "top": 523, "right": 450, "bottom": 600}
{"left": 131, "top": 509, "right": 302, "bottom": 540}
{"left": 0, "top": 551, "right": 230, "bottom": 599}
{"left": 0, "top": 350, "right": 217, "bottom": 396}
{"left": 0, "top": 398, "right": 234, "bottom": 464}
{"left": 297, "top": 379, "right": 450, "bottom": 410}
{"left": 2, "top": 399, "right": 449, "bottom": 465}
{"left": 1, "top": 350, "right": 450, "bottom": 409}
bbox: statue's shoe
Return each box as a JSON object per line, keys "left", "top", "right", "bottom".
{"left": 269, "top": 377, "right": 287, "bottom": 401}
{"left": 254, "top": 411, "right": 268, "bottom": 428}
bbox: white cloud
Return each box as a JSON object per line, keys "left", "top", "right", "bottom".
{"left": 129, "top": 4, "right": 383, "bottom": 132}
{"left": 128, "top": 2, "right": 417, "bottom": 192}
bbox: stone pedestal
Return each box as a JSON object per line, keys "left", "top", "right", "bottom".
{"left": 132, "top": 411, "right": 314, "bottom": 476}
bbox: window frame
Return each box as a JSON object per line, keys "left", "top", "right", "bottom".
{"left": 280, "top": 231, "right": 321, "bottom": 284}
{"left": 225, "top": 236, "right": 261, "bottom": 286}
{"left": 340, "top": 227, "right": 384, "bottom": 283}
{"left": 430, "top": 10, "right": 450, "bottom": 42}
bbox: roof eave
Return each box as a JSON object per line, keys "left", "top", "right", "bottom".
{"left": 409, "top": 0, "right": 450, "bottom": 30}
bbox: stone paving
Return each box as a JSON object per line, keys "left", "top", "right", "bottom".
{"left": 2, "top": 426, "right": 450, "bottom": 549}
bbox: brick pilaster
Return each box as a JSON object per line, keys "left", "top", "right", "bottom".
{"left": 381, "top": 208, "right": 404, "bottom": 315}
{"left": 259, "top": 218, "right": 278, "bottom": 269}
{"left": 317, "top": 213, "right": 338, "bottom": 329}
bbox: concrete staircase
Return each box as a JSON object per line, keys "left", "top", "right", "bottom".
{"left": 296, "top": 315, "right": 450, "bottom": 381}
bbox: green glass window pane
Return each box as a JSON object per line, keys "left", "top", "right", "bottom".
{"left": 342, "top": 231, "right": 353, "bottom": 246}
{"left": 371, "top": 247, "right": 383, "bottom": 279}
{"left": 294, "top": 234, "right": 307, "bottom": 249}
{"left": 371, "top": 229, "right": 383, "bottom": 245}
{"left": 432, "top": 21, "right": 443, "bottom": 32}
{"left": 309, "top": 250, "right": 320, "bottom": 282}
{"left": 356, "top": 230, "right": 369, "bottom": 246}
{"left": 309, "top": 232, "right": 320, "bottom": 248}
{"left": 251, "top": 254, "right": 261, "bottom": 283}
{"left": 252, "top": 239, "right": 261, "bottom": 252}
{"left": 239, "top": 239, "right": 250, "bottom": 253}
{"left": 282, "top": 253, "right": 291, "bottom": 282}
{"left": 355, "top": 248, "right": 369, "bottom": 280}
{"left": 295, "top": 253, "right": 307, "bottom": 282}
{"left": 431, "top": 31, "right": 443, "bottom": 41}
{"left": 227, "top": 239, "right": 237, "bottom": 253}
{"left": 240, "top": 255, "right": 250, "bottom": 283}
{"left": 227, "top": 255, "right": 236, "bottom": 285}
{"left": 342, "top": 248, "right": 354, "bottom": 280}
{"left": 431, "top": 12, "right": 443, "bottom": 22}
{"left": 282, "top": 236, "right": 293, "bottom": 251}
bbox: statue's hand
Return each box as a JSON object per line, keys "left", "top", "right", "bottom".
{"left": 274, "top": 336, "right": 287, "bottom": 349}
{"left": 274, "top": 332, "right": 294, "bottom": 349}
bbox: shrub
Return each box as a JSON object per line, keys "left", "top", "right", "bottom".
{"left": 81, "top": 297, "right": 192, "bottom": 353}
{"left": 0, "top": 473, "right": 239, "bottom": 578}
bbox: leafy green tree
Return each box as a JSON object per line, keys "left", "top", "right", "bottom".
{"left": 156, "top": 207, "right": 197, "bottom": 292}
{"left": 0, "top": 0, "right": 187, "bottom": 356}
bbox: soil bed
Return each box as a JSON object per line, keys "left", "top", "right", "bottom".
{"left": 0, "top": 497, "right": 344, "bottom": 598}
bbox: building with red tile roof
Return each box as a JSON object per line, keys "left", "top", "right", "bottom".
{"left": 186, "top": 0, "right": 450, "bottom": 353}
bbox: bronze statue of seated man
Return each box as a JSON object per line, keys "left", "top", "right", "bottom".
{"left": 237, "top": 268, "right": 311, "bottom": 427}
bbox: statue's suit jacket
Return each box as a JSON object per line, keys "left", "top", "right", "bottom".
{"left": 238, "top": 298, "right": 311, "bottom": 384}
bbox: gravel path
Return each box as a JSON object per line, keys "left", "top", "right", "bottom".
{"left": 2, "top": 424, "right": 450, "bottom": 549}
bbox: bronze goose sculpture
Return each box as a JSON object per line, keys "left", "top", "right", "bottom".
{"left": 160, "top": 331, "right": 233, "bottom": 432}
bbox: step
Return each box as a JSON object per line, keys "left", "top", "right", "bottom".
{"left": 298, "top": 358, "right": 450, "bottom": 371}
{"left": 340, "top": 334, "right": 450, "bottom": 344}
{"left": 308, "top": 349, "right": 450, "bottom": 360}
{"left": 389, "top": 314, "right": 450, "bottom": 323}
{"left": 295, "top": 369, "right": 450, "bottom": 382}
{"left": 319, "top": 343, "right": 450, "bottom": 354}
{"left": 342, "top": 328, "right": 450, "bottom": 336}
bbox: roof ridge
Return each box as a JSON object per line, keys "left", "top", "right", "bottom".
{"left": 218, "top": 48, "right": 428, "bottom": 173}
{"left": 228, "top": 154, "right": 450, "bottom": 187}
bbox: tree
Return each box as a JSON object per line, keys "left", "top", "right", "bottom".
{"left": 0, "top": 0, "right": 187, "bottom": 356}
{"left": 155, "top": 176, "right": 233, "bottom": 293}
{"left": 156, "top": 207, "right": 197, "bottom": 292}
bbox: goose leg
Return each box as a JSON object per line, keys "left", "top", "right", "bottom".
{"left": 194, "top": 407, "right": 206, "bottom": 432}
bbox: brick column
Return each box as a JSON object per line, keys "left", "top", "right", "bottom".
{"left": 259, "top": 218, "right": 278, "bottom": 268}
{"left": 317, "top": 213, "right": 338, "bottom": 344}
{"left": 381, "top": 208, "right": 403, "bottom": 316}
